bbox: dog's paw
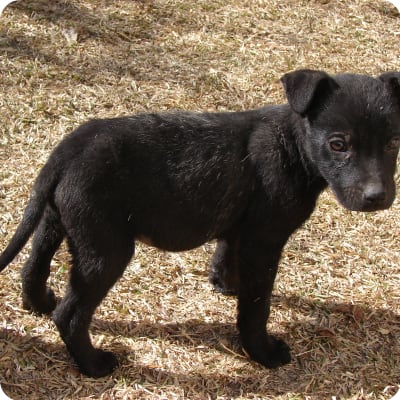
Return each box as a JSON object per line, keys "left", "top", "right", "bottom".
{"left": 22, "top": 288, "right": 57, "bottom": 315}
{"left": 242, "top": 335, "right": 291, "bottom": 369}
{"left": 77, "top": 349, "right": 119, "bottom": 378}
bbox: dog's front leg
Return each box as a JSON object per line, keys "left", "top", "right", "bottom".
{"left": 237, "top": 240, "right": 291, "bottom": 368}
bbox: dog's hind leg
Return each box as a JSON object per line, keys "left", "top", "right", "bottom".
{"left": 21, "top": 205, "right": 65, "bottom": 314}
{"left": 52, "top": 235, "right": 134, "bottom": 378}
{"left": 209, "top": 232, "right": 240, "bottom": 296}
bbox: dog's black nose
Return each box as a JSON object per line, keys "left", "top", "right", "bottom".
{"left": 363, "top": 183, "right": 386, "bottom": 203}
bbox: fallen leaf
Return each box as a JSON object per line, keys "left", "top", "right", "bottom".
{"left": 316, "top": 327, "right": 336, "bottom": 338}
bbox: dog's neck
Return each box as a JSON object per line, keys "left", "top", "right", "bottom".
{"left": 285, "top": 110, "right": 328, "bottom": 191}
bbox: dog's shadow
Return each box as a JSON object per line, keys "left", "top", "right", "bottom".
{"left": 90, "top": 294, "right": 399, "bottom": 397}
{"left": 1, "top": 295, "right": 398, "bottom": 399}
{"left": 5, "top": 0, "right": 212, "bottom": 85}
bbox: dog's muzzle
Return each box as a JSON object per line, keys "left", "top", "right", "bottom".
{"left": 332, "top": 181, "right": 394, "bottom": 212}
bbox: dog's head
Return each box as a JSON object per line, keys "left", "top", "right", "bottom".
{"left": 281, "top": 69, "right": 400, "bottom": 212}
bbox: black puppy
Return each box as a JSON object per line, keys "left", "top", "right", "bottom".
{"left": 1, "top": 70, "right": 400, "bottom": 378}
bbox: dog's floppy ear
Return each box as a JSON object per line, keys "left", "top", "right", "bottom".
{"left": 280, "top": 69, "right": 339, "bottom": 115}
{"left": 378, "top": 72, "right": 400, "bottom": 105}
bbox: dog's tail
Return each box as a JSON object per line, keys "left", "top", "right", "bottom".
{"left": 0, "top": 160, "right": 60, "bottom": 272}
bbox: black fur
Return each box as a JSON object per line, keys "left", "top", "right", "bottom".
{"left": 1, "top": 70, "right": 400, "bottom": 377}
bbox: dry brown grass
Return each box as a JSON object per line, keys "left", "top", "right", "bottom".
{"left": 0, "top": 0, "right": 399, "bottom": 399}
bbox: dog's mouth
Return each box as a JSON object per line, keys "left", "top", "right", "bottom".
{"left": 352, "top": 202, "right": 390, "bottom": 212}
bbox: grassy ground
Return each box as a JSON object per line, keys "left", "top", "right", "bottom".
{"left": 0, "top": 0, "right": 399, "bottom": 399}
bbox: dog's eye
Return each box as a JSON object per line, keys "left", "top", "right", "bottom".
{"left": 329, "top": 138, "right": 348, "bottom": 152}
{"left": 386, "top": 136, "right": 400, "bottom": 151}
